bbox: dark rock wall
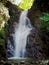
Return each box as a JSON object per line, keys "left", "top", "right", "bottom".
{"left": 26, "top": 28, "right": 46, "bottom": 60}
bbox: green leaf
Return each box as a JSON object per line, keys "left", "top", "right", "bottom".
{"left": 40, "top": 16, "right": 49, "bottom": 22}
{"left": 40, "top": 13, "right": 49, "bottom": 21}
{"left": 40, "top": 13, "right": 49, "bottom": 32}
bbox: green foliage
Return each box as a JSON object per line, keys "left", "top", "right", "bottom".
{"left": 0, "top": 2, "right": 10, "bottom": 45}
{"left": 0, "top": 2, "right": 10, "bottom": 30}
{"left": 0, "top": 22, "right": 9, "bottom": 45}
{"left": 0, "top": 29, "right": 5, "bottom": 45}
{"left": 0, "top": 38, "right": 4, "bottom": 45}
{"left": 0, "top": 29, "right": 5, "bottom": 37}
{"left": 40, "top": 13, "right": 49, "bottom": 21}
{"left": 40, "top": 13, "right": 49, "bottom": 32}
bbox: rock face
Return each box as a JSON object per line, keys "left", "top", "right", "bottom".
{"left": 26, "top": 28, "right": 45, "bottom": 60}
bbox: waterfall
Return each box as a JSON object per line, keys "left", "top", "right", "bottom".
{"left": 8, "top": 10, "right": 32, "bottom": 59}
{"left": 14, "top": 10, "right": 32, "bottom": 58}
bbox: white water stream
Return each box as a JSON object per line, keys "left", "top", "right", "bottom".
{"left": 14, "top": 10, "right": 32, "bottom": 58}
{"left": 8, "top": 10, "right": 32, "bottom": 59}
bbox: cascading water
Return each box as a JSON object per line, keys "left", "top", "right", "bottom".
{"left": 8, "top": 10, "right": 32, "bottom": 59}
{"left": 14, "top": 10, "right": 32, "bottom": 58}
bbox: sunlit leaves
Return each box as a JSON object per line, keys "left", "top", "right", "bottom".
{"left": 0, "top": 3, "right": 10, "bottom": 30}
{"left": 19, "top": 0, "right": 35, "bottom": 10}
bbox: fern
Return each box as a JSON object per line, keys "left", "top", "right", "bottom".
{"left": 40, "top": 13, "right": 49, "bottom": 32}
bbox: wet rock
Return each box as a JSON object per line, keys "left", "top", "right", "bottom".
{"left": 26, "top": 28, "right": 45, "bottom": 60}
{"left": 7, "top": 39, "right": 14, "bottom": 58}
